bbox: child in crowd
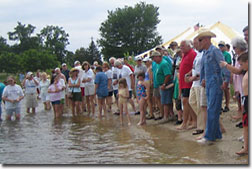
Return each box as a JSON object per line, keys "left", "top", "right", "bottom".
{"left": 95, "top": 66, "right": 108, "bottom": 118}
{"left": 136, "top": 72, "right": 149, "bottom": 126}
{"left": 118, "top": 78, "right": 131, "bottom": 126}
{"left": 48, "top": 75, "right": 63, "bottom": 119}
{"left": 2, "top": 76, "right": 24, "bottom": 121}
{"left": 236, "top": 52, "right": 248, "bottom": 155}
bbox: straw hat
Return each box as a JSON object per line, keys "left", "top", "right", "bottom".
{"left": 218, "top": 41, "right": 226, "bottom": 46}
{"left": 195, "top": 28, "right": 216, "bottom": 39}
{"left": 70, "top": 68, "right": 79, "bottom": 72}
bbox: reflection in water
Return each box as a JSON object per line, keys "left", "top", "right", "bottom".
{"left": 0, "top": 103, "right": 248, "bottom": 164}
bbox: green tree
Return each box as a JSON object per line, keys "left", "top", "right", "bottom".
{"left": 0, "top": 36, "right": 10, "bottom": 54}
{"left": 0, "top": 52, "right": 21, "bottom": 73}
{"left": 74, "top": 38, "right": 101, "bottom": 65}
{"left": 8, "top": 22, "right": 41, "bottom": 53}
{"left": 74, "top": 47, "right": 88, "bottom": 64}
{"left": 19, "top": 49, "right": 59, "bottom": 72}
{"left": 39, "top": 25, "right": 69, "bottom": 63}
{"left": 86, "top": 38, "right": 102, "bottom": 64}
{"left": 99, "top": 2, "right": 162, "bottom": 60}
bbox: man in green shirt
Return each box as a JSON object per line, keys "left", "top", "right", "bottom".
{"left": 218, "top": 41, "right": 231, "bottom": 112}
{"left": 152, "top": 51, "right": 174, "bottom": 123}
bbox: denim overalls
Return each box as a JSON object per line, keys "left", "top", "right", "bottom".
{"left": 200, "top": 45, "right": 230, "bottom": 141}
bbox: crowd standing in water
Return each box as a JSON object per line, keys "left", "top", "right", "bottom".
{"left": 0, "top": 26, "right": 248, "bottom": 156}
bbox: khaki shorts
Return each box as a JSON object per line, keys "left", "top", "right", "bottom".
{"left": 200, "top": 87, "right": 207, "bottom": 107}
{"left": 85, "top": 85, "right": 95, "bottom": 96}
{"left": 26, "top": 94, "right": 38, "bottom": 108}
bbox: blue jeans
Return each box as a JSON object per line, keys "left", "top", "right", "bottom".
{"left": 204, "top": 84, "right": 223, "bottom": 141}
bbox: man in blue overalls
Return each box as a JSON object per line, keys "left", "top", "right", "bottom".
{"left": 196, "top": 29, "right": 230, "bottom": 143}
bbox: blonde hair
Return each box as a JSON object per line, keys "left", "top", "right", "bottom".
{"left": 102, "top": 62, "right": 110, "bottom": 69}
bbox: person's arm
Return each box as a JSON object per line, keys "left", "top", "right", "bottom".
{"left": 200, "top": 54, "right": 205, "bottom": 88}
{"left": 130, "top": 74, "right": 135, "bottom": 90}
{"left": 21, "top": 78, "right": 27, "bottom": 88}
{"left": 220, "top": 61, "right": 243, "bottom": 74}
{"left": 33, "top": 78, "right": 39, "bottom": 86}
{"left": 161, "top": 75, "right": 171, "bottom": 90}
{"left": 214, "top": 49, "right": 230, "bottom": 90}
{"left": 16, "top": 86, "right": 24, "bottom": 102}
{"left": 108, "top": 78, "right": 112, "bottom": 89}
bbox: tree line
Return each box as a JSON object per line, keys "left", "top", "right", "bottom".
{"left": 0, "top": 2, "right": 162, "bottom": 73}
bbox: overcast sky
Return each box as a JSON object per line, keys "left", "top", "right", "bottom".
{"left": 0, "top": 0, "right": 249, "bottom": 52}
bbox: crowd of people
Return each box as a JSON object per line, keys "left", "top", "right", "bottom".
{"left": 0, "top": 26, "right": 248, "bottom": 156}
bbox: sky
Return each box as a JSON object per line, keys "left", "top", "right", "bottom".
{"left": 0, "top": 0, "right": 249, "bottom": 52}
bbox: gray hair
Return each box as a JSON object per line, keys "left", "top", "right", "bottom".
{"left": 182, "top": 40, "right": 193, "bottom": 48}
{"left": 231, "top": 37, "right": 248, "bottom": 51}
{"left": 109, "top": 57, "right": 116, "bottom": 62}
{"left": 114, "top": 59, "right": 122, "bottom": 67}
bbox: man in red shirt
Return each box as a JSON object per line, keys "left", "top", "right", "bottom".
{"left": 176, "top": 40, "right": 197, "bottom": 130}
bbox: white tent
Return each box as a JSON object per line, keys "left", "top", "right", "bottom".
{"left": 135, "top": 21, "right": 242, "bottom": 58}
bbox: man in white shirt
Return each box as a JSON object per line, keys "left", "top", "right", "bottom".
{"left": 114, "top": 59, "right": 137, "bottom": 114}
{"left": 22, "top": 72, "right": 39, "bottom": 114}
{"left": 185, "top": 38, "right": 205, "bottom": 135}
{"left": 109, "top": 57, "right": 120, "bottom": 114}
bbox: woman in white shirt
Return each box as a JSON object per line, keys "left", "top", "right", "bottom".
{"left": 2, "top": 76, "right": 24, "bottom": 120}
{"left": 82, "top": 61, "right": 95, "bottom": 117}
{"left": 39, "top": 72, "right": 51, "bottom": 110}
{"left": 22, "top": 72, "right": 39, "bottom": 114}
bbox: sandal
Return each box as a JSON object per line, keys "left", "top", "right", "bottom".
{"left": 192, "top": 129, "right": 204, "bottom": 135}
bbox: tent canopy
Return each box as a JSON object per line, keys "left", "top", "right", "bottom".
{"left": 135, "top": 21, "right": 242, "bottom": 58}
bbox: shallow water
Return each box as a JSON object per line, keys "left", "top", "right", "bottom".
{"left": 0, "top": 100, "right": 248, "bottom": 164}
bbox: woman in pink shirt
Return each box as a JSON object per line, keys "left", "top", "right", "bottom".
{"left": 48, "top": 75, "right": 63, "bottom": 119}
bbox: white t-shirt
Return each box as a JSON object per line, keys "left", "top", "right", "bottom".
{"left": 192, "top": 51, "right": 203, "bottom": 87}
{"left": 75, "top": 65, "right": 85, "bottom": 88}
{"left": 104, "top": 69, "right": 113, "bottom": 91}
{"left": 118, "top": 65, "right": 133, "bottom": 91}
{"left": 82, "top": 69, "right": 95, "bottom": 87}
{"left": 24, "top": 79, "right": 38, "bottom": 94}
{"left": 59, "top": 78, "right": 66, "bottom": 99}
{"left": 39, "top": 79, "right": 50, "bottom": 94}
{"left": 2, "top": 84, "right": 24, "bottom": 109}
{"left": 111, "top": 66, "right": 119, "bottom": 90}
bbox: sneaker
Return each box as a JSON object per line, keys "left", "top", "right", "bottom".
{"left": 236, "top": 122, "right": 243, "bottom": 128}
{"left": 158, "top": 118, "right": 169, "bottom": 124}
{"left": 223, "top": 106, "right": 230, "bottom": 112}
{"left": 113, "top": 112, "right": 120, "bottom": 116}
{"left": 154, "top": 116, "right": 163, "bottom": 121}
{"left": 135, "top": 111, "right": 140, "bottom": 115}
{"left": 146, "top": 114, "right": 155, "bottom": 120}
{"left": 238, "top": 136, "right": 244, "bottom": 142}
{"left": 175, "top": 120, "right": 183, "bottom": 125}
{"left": 197, "top": 138, "right": 213, "bottom": 145}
